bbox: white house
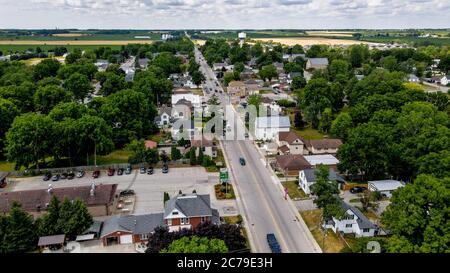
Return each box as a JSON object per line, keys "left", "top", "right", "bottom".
{"left": 441, "top": 75, "right": 450, "bottom": 86}
{"left": 155, "top": 106, "right": 172, "bottom": 128}
{"left": 171, "top": 89, "right": 201, "bottom": 108}
{"left": 299, "top": 168, "right": 345, "bottom": 195}
{"left": 306, "top": 58, "right": 329, "bottom": 70}
{"left": 254, "top": 116, "right": 291, "bottom": 141}
{"left": 324, "top": 201, "right": 377, "bottom": 238}
{"left": 368, "top": 180, "right": 405, "bottom": 198}
{"left": 408, "top": 74, "right": 420, "bottom": 83}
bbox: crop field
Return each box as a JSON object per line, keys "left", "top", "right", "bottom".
{"left": 0, "top": 44, "right": 123, "bottom": 53}
{"left": 306, "top": 31, "right": 354, "bottom": 37}
{"left": 0, "top": 40, "right": 153, "bottom": 45}
{"left": 251, "top": 37, "right": 374, "bottom": 46}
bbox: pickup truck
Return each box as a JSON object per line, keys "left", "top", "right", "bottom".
{"left": 266, "top": 233, "right": 282, "bottom": 253}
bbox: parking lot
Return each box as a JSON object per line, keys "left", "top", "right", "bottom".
{"left": 6, "top": 167, "right": 237, "bottom": 216}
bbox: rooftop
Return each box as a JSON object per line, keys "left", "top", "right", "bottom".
{"left": 302, "top": 168, "right": 345, "bottom": 183}
{"left": 304, "top": 154, "right": 339, "bottom": 166}
{"left": 100, "top": 213, "right": 164, "bottom": 238}
{"left": 38, "top": 234, "right": 65, "bottom": 246}
{"left": 305, "top": 139, "right": 343, "bottom": 150}
{"left": 368, "top": 180, "right": 405, "bottom": 191}
{"left": 256, "top": 116, "right": 291, "bottom": 129}
{"left": 276, "top": 154, "right": 312, "bottom": 171}
{"left": 164, "top": 194, "right": 213, "bottom": 218}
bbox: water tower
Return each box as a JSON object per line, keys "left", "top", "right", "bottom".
{"left": 238, "top": 32, "right": 246, "bottom": 47}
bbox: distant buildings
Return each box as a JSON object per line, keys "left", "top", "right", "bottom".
{"left": 305, "top": 58, "right": 329, "bottom": 70}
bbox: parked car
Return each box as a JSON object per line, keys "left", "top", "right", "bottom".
{"left": 120, "top": 189, "right": 135, "bottom": 196}
{"left": 67, "top": 171, "right": 75, "bottom": 180}
{"left": 244, "top": 133, "right": 249, "bottom": 139}
{"left": 239, "top": 157, "right": 246, "bottom": 166}
{"left": 92, "top": 170, "right": 100, "bottom": 179}
{"left": 266, "top": 234, "right": 282, "bottom": 253}
{"left": 43, "top": 172, "right": 52, "bottom": 181}
{"left": 117, "top": 168, "right": 124, "bottom": 175}
{"left": 60, "top": 173, "right": 68, "bottom": 180}
{"left": 140, "top": 167, "right": 146, "bottom": 174}
{"left": 107, "top": 168, "right": 115, "bottom": 176}
{"left": 125, "top": 165, "right": 132, "bottom": 175}
{"left": 162, "top": 164, "right": 169, "bottom": 174}
{"left": 350, "top": 186, "right": 366, "bottom": 194}
{"left": 147, "top": 167, "right": 154, "bottom": 175}
{"left": 76, "top": 170, "right": 85, "bottom": 178}
{"left": 51, "top": 174, "right": 60, "bottom": 182}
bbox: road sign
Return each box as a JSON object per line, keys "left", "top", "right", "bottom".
{"left": 220, "top": 168, "right": 229, "bottom": 182}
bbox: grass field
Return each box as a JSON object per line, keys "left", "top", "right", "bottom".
{"left": 281, "top": 180, "right": 307, "bottom": 200}
{"left": 291, "top": 127, "right": 324, "bottom": 140}
{"left": 0, "top": 40, "right": 153, "bottom": 46}
{"left": 252, "top": 37, "right": 374, "bottom": 46}
{"left": 0, "top": 161, "right": 16, "bottom": 172}
{"left": 0, "top": 44, "right": 123, "bottom": 53}
{"left": 306, "top": 31, "right": 354, "bottom": 37}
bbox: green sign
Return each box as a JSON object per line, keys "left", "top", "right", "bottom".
{"left": 220, "top": 168, "right": 229, "bottom": 182}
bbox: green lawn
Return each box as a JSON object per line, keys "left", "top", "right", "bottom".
{"left": 0, "top": 161, "right": 16, "bottom": 172}
{"left": 281, "top": 180, "right": 307, "bottom": 199}
{"left": 90, "top": 150, "right": 131, "bottom": 165}
{"left": 291, "top": 127, "right": 324, "bottom": 140}
{"left": 0, "top": 44, "right": 123, "bottom": 53}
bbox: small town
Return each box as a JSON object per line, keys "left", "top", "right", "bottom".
{"left": 0, "top": 1, "right": 449, "bottom": 264}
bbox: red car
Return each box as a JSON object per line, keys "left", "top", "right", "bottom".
{"left": 107, "top": 168, "right": 115, "bottom": 176}
{"left": 92, "top": 170, "right": 100, "bottom": 179}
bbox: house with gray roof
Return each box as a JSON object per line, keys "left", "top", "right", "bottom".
{"left": 299, "top": 168, "right": 345, "bottom": 195}
{"left": 306, "top": 58, "right": 329, "bottom": 70}
{"left": 324, "top": 200, "right": 377, "bottom": 238}
{"left": 368, "top": 180, "right": 405, "bottom": 198}
{"left": 164, "top": 193, "right": 220, "bottom": 232}
{"left": 254, "top": 116, "right": 291, "bottom": 141}
{"left": 100, "top": 213, "right": 164, "bottom": 246}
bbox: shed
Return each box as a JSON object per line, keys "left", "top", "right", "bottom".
{"left": 368, "top": 180, "right": 405, "bottom": 198}
{"left": 38, "top": 234, "right": 66, "bottom": 249}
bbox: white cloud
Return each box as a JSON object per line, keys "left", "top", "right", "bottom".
{"left": 0, "top": 0, "right": 448, "bottom": 29}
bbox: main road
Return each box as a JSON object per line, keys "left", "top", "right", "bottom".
{"left": 194, "top": 46, "right": 321, "bottom": 253}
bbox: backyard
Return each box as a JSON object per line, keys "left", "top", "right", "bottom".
{"left": 281, "top": 180, "right": 307, "bottom": 200}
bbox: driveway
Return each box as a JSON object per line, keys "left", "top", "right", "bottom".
{"left": 6, "top": 167, "right": 237, "bottom": 216}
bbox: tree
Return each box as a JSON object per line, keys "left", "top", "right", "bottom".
{"left": 100, "top": 73, "right": 127, "bottom": 96}
{"left": 294, "top": 111, "right": 304, "bottom": 129}
{"left": 160, "top": 236, "right": 228, "bottom": 253}
{"left": 63, "top": 72, "right": 93, "bottom": 102}
{"left": 310, "top": 165, "right": 344, "bottom": 220}
{"left": 381, "top": 175, "right": 450, "bottom": 253}
{"left": 33, "top": 85, "right": 72, "bottom": 114}
{"left": 196, "top": 222, "right": 247, "bottom": 252}
{"left": 48, "top": 102, "right": 88, "bottom": 122}
{"left": 171, "top": 146, "right": 182, "bottom": 161}
{"left": 146, "top": 226, "right": 180, "bottom": 253}
{"left": 318, "top": 108, "right": 333, "bottom": 134}
{"left": 152, "top": 52, "right": 182, "bottom": 76}
{"left": 127, "top": 139, "right": 159, "bottom": 164}
{"left": 330, "top": 112, "right": 353, "bottom": 141}
{"left": 233, "top": 62, "right": 245, "bottom": 74}
{"left": 33, "top": 58, "right": 61, "bottom": 81}
{"left": 258, "top": 64, "right": 278, "bottom": 82}
{"left": 437, "top": 54, "right": 450, "bottom": 74}
{"left": 0, "top": 202, "right": 37, "bottom": 253}
{"left": 58, "top": 198, "right": 93, "bottom": 239}
{"left": 36, "top": 195, "right": 61, "bottom": 236}
{"left": 197, "top": 148, "right": 204, "bottom": 166}
{"left": 5, "top": 113, "right": 54, "bottom": 169}
{"left": 291, "top": 75, "right": 307, "bottom": 90}
{"left": 0, "top": 98, "right": 19, "bottom": 156}
{"left": 348, "top": 45, "right": 369, "bottom": 68}
{"left": 190, "top": 147, "right": 197, "bottom": 165}
{"left": 163, "top": 192, "right": 170, "bottom": 205}
{"left": 191, "top": 70, "right": 205, "bottom": 86}
{"left": 298, "top": 78, "right": 332, "bottom": 128}
{"left": 359, "top": 190, "right": 379, "bottom": 212}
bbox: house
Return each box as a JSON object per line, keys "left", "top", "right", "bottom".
{"left": 190, "top": 137, "right": 218, "bottom": 158}
{"left": 273, "top": 62, "right": 284, "bottom": 74}
{"left": 305, "top": 58, "right": 329, "bottom": 70}
{"left": 324, "top": 200, "right": 377, "bottom": 238}
{"left": 213, "top": 63, "right": 227, "bottom": 71}
{"left": 277, "top": 131, "right": 307, "bottom": 155}
{"left": 138, "top": 58, "right": 149, "bottom": 69}
{"left": 408, "top": 74, "right": 420, "bottom": 83}
{"left": 299, "top": 168, "right": 345, "bottom": 195}
{"left": 240, "top": 68, "right": 256, "bottom": 79}
{"left": 227, "top": 81, "right": 246, "bottom": 97}
{"left": 163, "top": 193, "right": 220, "bottom": 232}
{"left": 77, "top": 220, "right": 103, "bottom": 241}
{"left": 155, "top": 106, "right": 172, "bottom": 128}
{"left": 441, "top": 75, "right": 450, "bottom": 86}
{"left": 355, "top": 74, "right": 365, "bottom": 81}
{"left": 283, "top": 54, "right": 305, "bottom": 62}
{"left": 275, "top": 154, "right": 312, "bottom": 176}
{"left": 0, "top": 183, "right": 118, "bottom": 217}
{"left": 100, "top": 213, "right": 164, "bottom": 246}
{"left": 305, "top": 139, "right": 343, "bottom": 154}
{"left": 303, "top": 154, "right": 339, "bottom": 170}
{"left": 94, "top": 59, "right": 109, "bottom": 71}
{"left": 254, "top": 116, "right": 291, "bottom": 141}
{"left": 171, "top": 119, "right": 196, "bottom": 140}
{"left": 261, "top": 97, "right": 282, "bottom": 115}
{"left": 171, "top": 88, "right": 201, "bottom": 108}
{"left": 124, "top": 69, "right": 135, "bottom": 82}
{"left": 144, "top": 140, "right": 158, "bottom": 149}
{"left": 368, "top": 180, "right": 405, "bottom": 198}
{"left": 287, "top": 72, "right": 302, "bottom": 84}
{"left": 244, "top": 79, "right": 261, "bottom": 94}
{"left": 38, "top": 234, "right": 66, "bottom": 250}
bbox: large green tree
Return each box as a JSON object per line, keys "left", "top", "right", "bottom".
{"left": 381, "top": 175, "right": 450, "bottom": 253}
{"left": 160, "top": 236, "right": 228, "bottom": 253}
{"left": 63, "top": 72, "right": 93, "bottom": 102}
{"left": 33, "top": 85, "right": 72, "bottom": 114}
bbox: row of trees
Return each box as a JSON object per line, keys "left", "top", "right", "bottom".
{"left": 0, "top": 197, "right": 92, "bottom": 253}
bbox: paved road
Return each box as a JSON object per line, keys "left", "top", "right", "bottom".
{"left": 194, "top": 47, "right": 321, "bottom": 253}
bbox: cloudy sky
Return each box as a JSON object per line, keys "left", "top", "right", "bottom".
{"left": 0, "top": 0, "right": 449, "bottom": 29}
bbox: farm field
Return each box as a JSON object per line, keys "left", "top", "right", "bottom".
{"left": 0, "top": 44, "right": 123, "bottom": 53}
{"left": 0, "top": 40, "right": 153, "bottom": 45}
{"left": 306, "top": 31, "right": 354, "bottom": 37}
{"left": 252, "top": 37, "right": 375, "bottom": 46}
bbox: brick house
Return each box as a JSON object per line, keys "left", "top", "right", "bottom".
{"left": 164, "top": 193, "right": 220, "bottom": 232}
{"left": 0, "top": 183, "right": 118, "bottom": 217}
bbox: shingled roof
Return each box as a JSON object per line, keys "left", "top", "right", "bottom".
{"left": 0, "top": 184, "right": 117, "bottom": 213}
{"left": 276, "top": 154, "right": 312, "bottom": 171}
{"left": 305, "top": 139, "right": 343, "bottom": 150}
{"left": 164, "top": 194, "right": 213, "bottom": 218}
{"left": 278, "top": 131, "right": 305, "bottom": 144}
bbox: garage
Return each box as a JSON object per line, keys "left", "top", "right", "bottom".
{"left": 120, "top": 234, "right": 133, "bottom": 244}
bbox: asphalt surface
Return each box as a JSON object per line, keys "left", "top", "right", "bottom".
{"left": 194, "top": 47, "right": 321, "bottom": 253}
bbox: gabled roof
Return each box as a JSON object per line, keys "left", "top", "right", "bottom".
{"left": 38, "top": 234, "right": 65, "bottom": 246}
{"left": 368, "top": 180, "right": 405, "bottom": 191}
{"left": 228, "top": 81, "right": 245, "bottom": 87}
{"left": 304, "top": 154, "right": 339, "bottom": 166}
{"left": 159, "top": 106, "right": 172, "bottom": 116}
{"left": 276, "top": 154, "right": 312, "bottom": 171}
{"left": 340, "top": 200, "right": 376, "bottom": 230}
{"left": 191, "top": 137, "right": 215, "bottom": 148}
{"left": 100, "top": 213, "right": 164, "bottom": 238}
{"left": 278, "top": 131, "right": 304, "bottom": 145}
{"left": 307, "top": 58, "right": 329, "bottom": 66}
{"left": 305, "top": 139, "right": 343, "bottom": 150}
{"left": 256, "top": 116, "right": 291, "bottom": 129}
{"left": 164, "top": 194, "right": 213, "bottom": 219}
{"left": 302, "top": 168, "right": 345, "bottom": 183}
